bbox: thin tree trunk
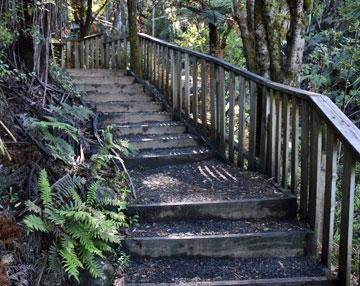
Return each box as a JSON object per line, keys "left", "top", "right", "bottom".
{"left": 127, "top": 0, "right": 142, "bottom": 79}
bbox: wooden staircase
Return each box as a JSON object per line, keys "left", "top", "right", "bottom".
{"left": 68, "top": 69, "right": 335, "bottom": 286}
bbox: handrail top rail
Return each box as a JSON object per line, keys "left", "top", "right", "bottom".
{"left": 138, "top": 32, "right": 360, "bottom": 160}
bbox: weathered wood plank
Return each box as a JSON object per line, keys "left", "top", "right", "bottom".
{"left": 248, "top": 81, "right": 257, "bottom": 171}
{"left": 84, "top": 39, "right": 89, "bottom": 69}
{"left": 210, "top": 63, "right": 217, "bottom": 139}
{"left": 228, "top": 72, "right": 236, "bottom": 163}
{"left": 165, "top": 47, "right": 170, "bottom": 99}
{"left": 192, "top": 56, "right": 198, "bottom": 126}
{"left": 321, "top": 126, "right": 337, "bottom": 267}
{"left": 308, "top": 109, "right": 322, "bottom": 250}
{"left": 74, "top": 41, "right": 80, "bottom": 69}
{"left": 95, "top": 37, "right": 100, "bottom": 68}
{"left": 282, "top": 94, "right": 290, "bottom": 188}
{"left": 218, "top": 67, "right": 226, "bottom": 159}
{"left": 275, "top": 92, "right": 282, "bottom": 182}
{"left": 338, "top": 146, "right": 356, "bottom": 286}
{"left": 238, "top": 76, "right": 245, "bottom": 169}
{"left": 300, "top": 100, "right": 310, "bottom": 222}
{"left": 259, "top": 86, "right": 269, "bottom": 172}
{"left": 66, "top": 41, "right": 71, "bottom": 68}
{"left": 201, "top": 59, "right": 207, "bottom": 131}
{"left": 171, "top": 49, "right": 177, "bottom": 111}
{"left": 266, "top": 89, "right": 276, "bottom": 177}
{"left": 291, "top": 97, "right": 300, "bottom": 193}
{"left": 176, "top": 50, "right": 182, "bottom": 114}
{"left": 184, "top": 53, "right": 190, "bottom": 119}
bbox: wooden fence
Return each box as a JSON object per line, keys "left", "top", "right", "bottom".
{"left": 63, "top": 32, "right": 360, "bottom": 286}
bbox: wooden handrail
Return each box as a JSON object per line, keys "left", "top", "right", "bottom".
{"left": 138, "top": 33, "right": 360, "bottom": 160}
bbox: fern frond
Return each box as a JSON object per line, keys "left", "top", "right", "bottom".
{"left": 40, "top": 116, "right": 79, "bottom": 143}
{"left": 23, "top": 214, "right": 49, "bottom": 233}
{"left": 25, "top": 200, "right": 42, "bottom": 214}
{"left": 59, "top": 238, "right": 83, "bottom": 281}
{"left": 79, "top": 248, "right": 104, "bottom": 278}
{"left": 86, "top": 180, "right": 101, "bottom": 206}
{"left": 39, "top": 169, "right": 52, "bottom": 208}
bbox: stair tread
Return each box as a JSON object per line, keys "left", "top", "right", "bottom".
{"left": 115, "top": 121, "right": 184, "bottom": 128}
{"left": 127, "top": 218, "right": 308, "bottom": 238}
{"left": 129, "top": 159, "right": 286, "bottom": 204}
{"left": 124, "top": 133, "right": 197, "bottom": 142}
{"left": 121, "top": 256, "right": 329, "bottom": 284}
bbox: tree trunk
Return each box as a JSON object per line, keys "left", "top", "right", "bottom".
{"left": 127, "top": 0, "right": 142, "bottom": 79}
{"left": 208, "top": 23, "right": 221, "bottom": 58}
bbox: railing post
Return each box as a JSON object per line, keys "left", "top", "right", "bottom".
{"left": 238, "top": 76, "right": 245, "bottom": 169}
{"left": 259, "top": 86, "right": 269, "bottom": 173}
{"left": 191, "top": 56, "right": 198, "bottom": 126}
{"left": 200, "top": 59, "right": 206, "bottom": 132}
{"left": 176, "top": 50, "right": 182, "bottom": 115}
{"left": 210, "top": 63, "right": 217, "bottom": 140}
{"left": 248, "top": 81, "right": 258, "bottom": 171}
{"left": 266, "top": 89, "right": 276, "bottom": 177}
{"left": 291, "top": 97, "right": 300, "bottom": 193}
{"left": 228, "top": 72, "right": 236, "bottom": 164}
{"left": 218, "top": 67, "right": 226, "bottom": 160}
{"left": 184, "top": 53, "right": 190, "bottom": 119}
{"left": 321, "top": 126, "right": 337, "bottom": 267}
{"left": 282, "top": 94, "right": 290, "bottom": 188}
{"left": 275, "top": 92, "right": 282, "bottom": 182}
{"left": 338, "top": 146, "right": 356, "bottom": 286}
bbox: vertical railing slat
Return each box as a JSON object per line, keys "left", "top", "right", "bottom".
{"left": 275, "top": 92, "right": 282, "bottom": 182}
{"left": 201, "top": 59, "right": 206, "bottom": 132}
{"left": 291, "top": 97, "right": 300, "bottom": 193}
{"left": 248, "top": 81, "right": 258, "bottom": 171}
{"left": 338, "top": 146, "right": 356, "bottom": 286}
{"left": 300, "top": 100, "right": 310, "bottom": 222}
{"left": 259, "top": 86, "right": 269, "bottom": 172}
{"left": 308, "top": 109, "right": 322, "bottom": 252}
{"left": 171, "top": 49, "right": 177, "bottom": 111}
{"left": 192, "top": 56, "right": 198, "bottom": 126}
{"left": 321, "top": 127, "right": 337, "bottom": 267}
{"left": 238, "top": 76, "right": 245, "bottom": 169}
{"left": 282, "top": 93, "right": 290, "bottom": 188}
{"left": 267, "top": 89, "right": 276, "bottom": 177}
{"left": 184, "top": 53, "right": 190, "bottom": 119}
{"left": 165, "top": 47, "right": 170, "bottom": 99}
{"left": 210, "top": 63, "right": 217, "bottom": 139}
{"left": 228, "top": 71, "right": 236, "bottom": 163}
{"left": 176, "top": 50, "right": 182, "bottom": 115}
{"left": 218, "top": 67, "right": 226, "bottom": 159}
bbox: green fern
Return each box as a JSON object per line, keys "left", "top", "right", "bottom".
{"left": 23, "top": 214, "right": 49, "bottom": 233}
{"left": 39, "top": 169, "right": 52, "bottom": 207}
{"left": 49, "top": 102, "right": 94, "bottom": 125}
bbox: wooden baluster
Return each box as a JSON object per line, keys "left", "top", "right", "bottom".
{"left": 84, "top": 40, "right": 89, "bottom": 69}
{"left": 106, "top": 40, "right": 111, "bottom": 69}
{"left": 184, "top": 53, "right": 190, "bottom": 119}
{"left": 74, "top": 41, "right": 80, "bottom": 69}
{"left": 152, "top": 43, "right": 156, "bottom": 83}
{"left": 61, "top": 43, "right": 66, "bottom": 68}
{"left": 228, "top": 71, "right": 236, "bottom": 163}
{"left": 338, "top": 145, "right": 356, "bottom": 286}
{"left": 95, "top": 37, "right": 100, "bottom": 68}
{"left": 165, "top": 47, "right": 170, "bottom": 99}
{"left": 91, "top": 38, "right": 96, "bottom": 68}
{"left": 300, "top": 100, "right": 310, "bottom": 222}
{"left": 117, "top": 33, "right": 121, "bottom": 69}
{"left": 259, "top": 86, "right": 269, "bottom": 172}
{"left": 321, "top": 126, "right": 337, "bottom": 267}
{"left": 238, "top": 76, "right": 245, "bottom": 169}
{"left": 192, "top": 56, "right": 198, "bottom": 126}
{"left": 80, "top": 41, "right": 84, "bottom": 68}
{"left": 218, "top": 67, "right": 226, "bottom": 159}
{"left": 176, "top": 51, "right": 182, "bottom": 115}
{"left": 171, "top": 49, "right": 177, "bottom": 111}
{"left": 111, "top": 37, "right": 116, "bottom": 69}
{"left": 291, "top": 97, "right": 300, "bottom": 193}
{"left": 101, "top": 35, "right": 105, "bottom": 68}
{"left": 161, "top": 46, "right": 165, "bottom": 92}
{"left": 282, "top": 94, "right": 290, "bottom": 188}
{"left": 210, "top": 63, "right": 217, "bottom": 140}
{"left": 266, "top": 89, "right": 276, "bottom": 177}
{"left": 156, "top": 44, "right": 160, "bottom": 87}
{"left": 146, "top": 40, "right": 150, "bottom": 79}
{"left": 248, "top": 81, "right": 258, "bottom": 171}
{"left": 123, "top": 29, "right": 127, "bottom": 69}
{"left": 308, "top": 109, "right": 322, "bottom": 252}
{"left": 275, "top": 92, "right": 282, "bottom": 182}
{"left": 200, "top": 59, "right": 206, "bottom": 132}
{"left": 66, "top": 41, "right": 71, "bottom": 68}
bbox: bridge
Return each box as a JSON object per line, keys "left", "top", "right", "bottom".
{"left": 63, "top": 32, "right": 359, "bottom": 286}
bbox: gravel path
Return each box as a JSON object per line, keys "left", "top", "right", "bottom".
{"left": 130, "top": 160, "right": 285, "bottom": 204}
{"left": 127, "top": 219, "right": 307, "bottom": 237}
{"left": 123, "top": 256, "right": 327, "bottom": 283}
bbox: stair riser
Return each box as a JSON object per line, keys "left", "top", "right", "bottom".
{"left": 114, "top": 125, "right": 186, "bottom": 136}
{"left": 124, "top": 231, "right": 313, "bottom": 258}
{"left": 77, "top": 84, "right": 134, "bottom": 93}
{"left": 67, "top": 68, "right": 126, "bottom": 76}
{"left": 131, "top": 138, "right": 198, "bottom": 150}
{"left": 101, "top": 113, "right": 172, "bottom": 125}
{"left": 127, "top": 197, "right": 297, "bottom": 221}
{"left": 95, "top": 103, "right": 162, "bottom": 113}
{"left": 126, "top": 151, "right": 214, "bottom": 168}
{"left": 85, "top": 93, "right": 150, "bottom": 103}
{"left": 74, "top": 77, "right": 134, "bottom": 85}
{"left": 124, "top": 276, "right": 335, "bottom": 286}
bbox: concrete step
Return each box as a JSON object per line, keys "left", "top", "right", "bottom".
{"left": 125, "top": 219, "right": 313, "bottom": 258}
{"left": 67, "top": 68, "right": 126, "bottom": 77}
{"left": 126, "top": 134, "right": 199, "bottom": 150}
{"left": 100, "top": 111, "right": 172, "bottom": 125}
{"left": 126, "top": 146, "right": 214, "bottom": 168}
{"left": 74, "top": 76, "right": 134, "bottom": 85}
{"left": 122, "top": 257, "right": 333, "bottom": 285}
{"left": 114, "top": 122, "right": 186, "bottom": 136}
{"left": 84, "top": 91, "right": 150, "bottom": 103}
{"left": 128, "top": 196, "right": 297, "bottom": 222}
{"left": 94, "top": 101, "right": 162, "bottom": 113}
